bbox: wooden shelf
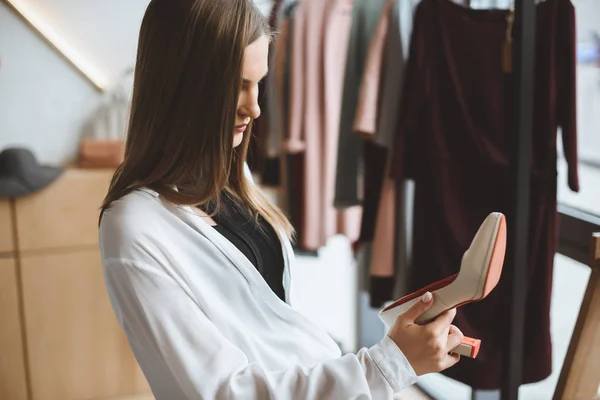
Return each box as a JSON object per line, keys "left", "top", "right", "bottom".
{"left": 0, "top": 168, "right": 150, "bottom": 400}
{"left": 0, "top": 199, "right": 14, "bottom": 255}
{"left": 0, "top": 257, "right": 28, "bottom": 400}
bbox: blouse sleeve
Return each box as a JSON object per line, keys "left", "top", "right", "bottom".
{"left": 103, "top": 258, "right": 418, "bottom": 400}
{"left": 556, "top": 0, "right": 579, "bottom": 192}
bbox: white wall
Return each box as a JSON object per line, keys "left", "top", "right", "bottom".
{"left": 0, "top": 0, "right": 152, "bottom": 165}
{"left": 0, "top": 1, "right": 99, "bottom": 165}
{"left": 0, "top": 0, "right": 273, "bottom": 165}
{"left": 13, "top": 0, "right": 151, "bottom": 86}
{"left": 1, "top": 0, "right": 596, "bottom": 165}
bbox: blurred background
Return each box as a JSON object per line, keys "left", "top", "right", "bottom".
{"left": 0, "top": 0, "right": 599, "bottom": 399}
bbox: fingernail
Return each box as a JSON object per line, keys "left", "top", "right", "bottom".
{"left": 421, "top": 292, "right": 433, "bottom": 303}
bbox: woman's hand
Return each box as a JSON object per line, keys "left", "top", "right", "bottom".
{"left": 388, "top": 292, "right": 464, "bottom": 376}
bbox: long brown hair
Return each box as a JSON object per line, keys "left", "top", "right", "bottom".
{"left": 100, "top": 0, "right": 294, "bottom": 239}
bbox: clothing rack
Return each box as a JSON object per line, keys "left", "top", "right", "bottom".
{"left": 415, "top": 0, "right": 538, "bottom": 398}
{"left": 266, "top": 0, "right": 560, "bottom": 397}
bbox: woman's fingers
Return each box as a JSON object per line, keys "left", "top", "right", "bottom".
{"left": 427, "top": 308, "right": 457, "bottom": 335}
{"left": 391, "top": 305, "right": 466, "bottom": 375}
{"left": 445, "top": 324, "right": 464, "bottom": 353}
{"left": 448, "top": 325, "right": 463, "bottom": 335}
{"left": 440, "top": 351, "right": 461, "bottom": 371}
{"left": 397, "top": 292, "right": 435, "bottom": 326}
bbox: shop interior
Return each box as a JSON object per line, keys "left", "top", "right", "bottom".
{"left": 0, "top": 0, "right": 599, "bottom": 399}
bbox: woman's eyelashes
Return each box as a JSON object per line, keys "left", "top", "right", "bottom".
{"left": 258, "top": 79, "right": 266, "bottom": 102}
{"left": 241, "top": 81, "right": 260, "bottom": 94}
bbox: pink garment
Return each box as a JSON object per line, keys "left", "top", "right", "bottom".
{"left": 286, "top": 0, "right": 361, "bottom": 250}
{"left": 369, "top": 160, "right": 396, "bottom": 278}
{"left": 285, "top": 0, "right": 307, "bottom": 154}
{"left": 353, "top": 0, "right": 395, "bottom": 137}
{"left": 323, "top": 0, "right": 362, "bottom": 247}
{"left": 355, "top": 0, "right": 397, "bottom": 277}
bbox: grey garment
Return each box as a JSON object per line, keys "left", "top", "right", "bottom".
{"left": 373, "top": 0, "right": 420, "bottom": 149}
{"left": 279, "top": 2, "right": 300, "bottom": 220}
{"left": 355, "top": 241, "right": 373, "bottom": 292}
{"left": 265, "top": 3, "right": 287, "bottom": 158}
{"left": 391, "top": 179, "right": 415, "bottom": 299}
{"left": 265, "top": 1, "right": 297, "bottom": 157}
{"left": 281, "top": 1, "right": 298, "bottom": 142}
{"left": 333, "top": 0, "right": 388, "bottom": 209}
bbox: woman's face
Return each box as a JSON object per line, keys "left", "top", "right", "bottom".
{"left": 234, "top": 34, "right": 269, "bottom": 148}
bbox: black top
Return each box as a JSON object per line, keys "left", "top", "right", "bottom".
{"left": 205, "top": 192, "right": 286, "bottom": 302}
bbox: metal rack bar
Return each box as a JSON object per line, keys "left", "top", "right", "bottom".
{"left": 500, "top": 0, "right": 537, "bottom": 398}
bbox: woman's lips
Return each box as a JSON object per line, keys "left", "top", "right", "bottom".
{"left": 235, "top": 124, "right": 247, "bottom": 132}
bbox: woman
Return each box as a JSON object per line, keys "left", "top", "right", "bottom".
{"left": 99, "top": 0, "right": 463, "bottom": 398}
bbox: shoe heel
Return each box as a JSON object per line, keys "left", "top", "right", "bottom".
{"left": 451, "top": 336, "right": 481, "bottom": 358}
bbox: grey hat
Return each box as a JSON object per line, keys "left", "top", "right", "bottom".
{"left": 0, "top": 147, "right": 63, "bottom": 198}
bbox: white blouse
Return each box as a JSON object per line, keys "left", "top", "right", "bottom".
{"left": 99, "top": 169, "right": 418, "bottom": 399}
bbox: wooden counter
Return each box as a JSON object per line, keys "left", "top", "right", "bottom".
{"left": 0, "top": 257, "right": 28, "bottom": 400}
{"left": 0, "top": 169, "right": 150, "bottom": 400}
{"left": 0, "top": 199, "right": 14, "bottom": 254}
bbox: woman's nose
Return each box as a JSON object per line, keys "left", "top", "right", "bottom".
{"left": 245, "top": 101, "right": 261, "bottom": 120}
{"left": 239, "top": 90, "right": 261, "bottom": 120}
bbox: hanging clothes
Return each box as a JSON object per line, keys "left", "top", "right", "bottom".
{"left": 374, "top": 0, "right": 421, "bottom": 150}
{"left": 366, "top": 0, "right": 527, "bottom": 313}
{"left": 352, "top": 0, "right": 397, "bottom": 247}
{"left": 368, "top": 157, "right": 397, "bottom": 305}
{"left": 286, "top": 0, "right": 361, "bottom": 251}
{"left": 353, "top": 0, "right": 396, "bottom": 139}
{"left": 322, "top": 0, "right": 363, "bottom": 247}
{"left": 356, "top": 0, "right": 420, "bottom": 307}
{"left": 261, "top": 0, "right": 287, "bottom": 186}
{"left": 331, "top": 0, "right": 391, "bottom": 291}
{"left": 272, "top": 1, "right": 306, "bottom": 243}
{"left": 248, "top": 0, "right": 285, "bottom": 181}
{"left": 360, "top": 0, "right": 482, "bottom": 307}
{"left": 334, "top": 0, "right": 389, "bottom": 209}
{"left": 265, "top": 0, "right": 288, "bottom": 164}
{"left": 352, "top": 0, "right": 419, "bottom": 253}
{"left": 390, "top": 0, "right": 579, "bottom": 388}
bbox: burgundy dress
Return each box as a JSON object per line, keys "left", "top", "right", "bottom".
{"left": 390, "top": 0, "right": 579, "bottom": 389}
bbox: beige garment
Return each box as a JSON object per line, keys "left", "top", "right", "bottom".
{"left": 349, "top": 0, "right": 397, "bottom": 280}
{"left": 286, "top": 0, "right": 361, "bottom": 250}
{"left": 353, "top": 0, "right": 395, "bottom": 137}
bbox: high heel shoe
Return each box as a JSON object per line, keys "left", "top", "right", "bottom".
{"left": 378, "top": 212, "right": 507, "bottom": 358}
